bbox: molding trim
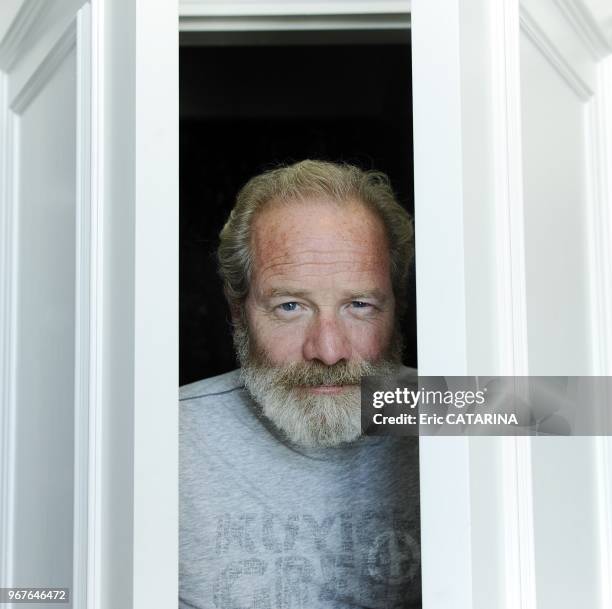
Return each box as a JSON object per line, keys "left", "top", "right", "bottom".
{"left": 10, "top": 20, "right": 76, "bottom": 113}
{"left": 179, "top": 0, "right": 411, "bottom": 32}
{"left": 0, "top": 72, "right": 7, "bottom": 587}
{"left": 85, "top": 0, "right": 104, "bottom": 606}
{"left": 179, "top": 0, "right": 411, "bottom": 17}
{"left": 70, "top": 3, "right": 104, "bottom": 609}
{"left": 587, "top": 56, "right": 612, "bottom": 376}
{"left": 0, "top": 95, "right": 25, "bottom": 595}
{"left": 554, "top": 0, "right": 612, "bottom": 60}
{"left": 502, "top": 436, "right": 537, "bottom": 609}
{"left": 0, "top": 74, "right": 17, "bottom": 591}
{"left": 180, "top": 13, "right": 410, "bottom": 32}
{"left": 491, "top": 4, "right": 536, "bottom": 609}
{"left": 491, "top": 0, "right": 530, "bottom": 377}
{"left": 0, "top": 0, "right": 48, "bottom": 71}
{"left": 520, "top": 5, "right": 593, "bottom": 101}
{"left": 73, "top": 5, "right": 92, "bottom": 609}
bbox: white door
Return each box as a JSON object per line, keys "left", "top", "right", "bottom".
{"left": 413, "top": 1, "right": 612, "bottom": 608}
{"left": 0, "top": 1, "right": 178, "bottom": 608}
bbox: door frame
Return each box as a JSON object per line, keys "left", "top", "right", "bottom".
{"left": 179, "top": 1, "right": 612, "bottom": 608}
{"left": 176, "top": 2, "right": 488, "bottom": 609}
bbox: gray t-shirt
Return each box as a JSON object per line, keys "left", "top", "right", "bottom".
{"left": 180, "top": 369, "right": 421, "bottom": 609}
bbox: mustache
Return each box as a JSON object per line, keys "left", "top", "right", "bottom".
{"left": 274, "top": 360, "right": 372, "bottom": 389}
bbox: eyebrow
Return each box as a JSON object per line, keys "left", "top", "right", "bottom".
{"left": 348, "top": 289, "right": 389, "bottom": 303}
{"left": 264, "top": 288, "right": 312, "bottom": 300}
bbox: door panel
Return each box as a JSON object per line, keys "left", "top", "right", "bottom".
{"left": 521, "top": 28, "right": 593, "bottom": 376}
{"left": 1, "top": 5, "right": 83, "bottom": 607}
{"left": 12, "top": 38, "right": 77, "bottom": 603}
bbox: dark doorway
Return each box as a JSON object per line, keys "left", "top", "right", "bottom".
{"left": 180, "top": 39, "right": 415, "bottom": 385}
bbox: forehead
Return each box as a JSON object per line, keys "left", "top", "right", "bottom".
{"left": 249, "top": 197, "right": 391, "bottom": 289}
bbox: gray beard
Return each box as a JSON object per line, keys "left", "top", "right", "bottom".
{"left": 233, "top": 319, "right": 401, "bottom": 448}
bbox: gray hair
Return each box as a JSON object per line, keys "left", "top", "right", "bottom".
{"left": 218, "top": 159, "right": 414, "bottom": 314}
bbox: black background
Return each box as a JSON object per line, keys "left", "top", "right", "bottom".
{"left": 180, "top": 42, "right": 416, "bottom": 385}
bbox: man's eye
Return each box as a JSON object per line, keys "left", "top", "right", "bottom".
{"left": 351, "top": 301, "right": 371, "bottom": 309}
{"left": 279, "top": 302, "right": 299, "bottom": 312}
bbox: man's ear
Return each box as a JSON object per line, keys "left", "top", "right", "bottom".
{"left": 223, "top": 287, "right": 243, "bottom": 325}
{"left": 229, "top": 302, "right": 242, "bottom": 325}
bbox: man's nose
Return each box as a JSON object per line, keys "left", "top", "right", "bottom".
{"left": 302, "top": 314, "right": 351, "bottom": 365}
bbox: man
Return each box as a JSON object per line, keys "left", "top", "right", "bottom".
{"left": 180, "top": 160, "right": 421, "bottom": 609}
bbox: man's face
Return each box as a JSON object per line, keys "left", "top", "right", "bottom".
{"left": 236, "top": 197, "right": 400, "bottom": 447}
{"left": 246, "top": 197, "right": 396, "bottom": 367}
